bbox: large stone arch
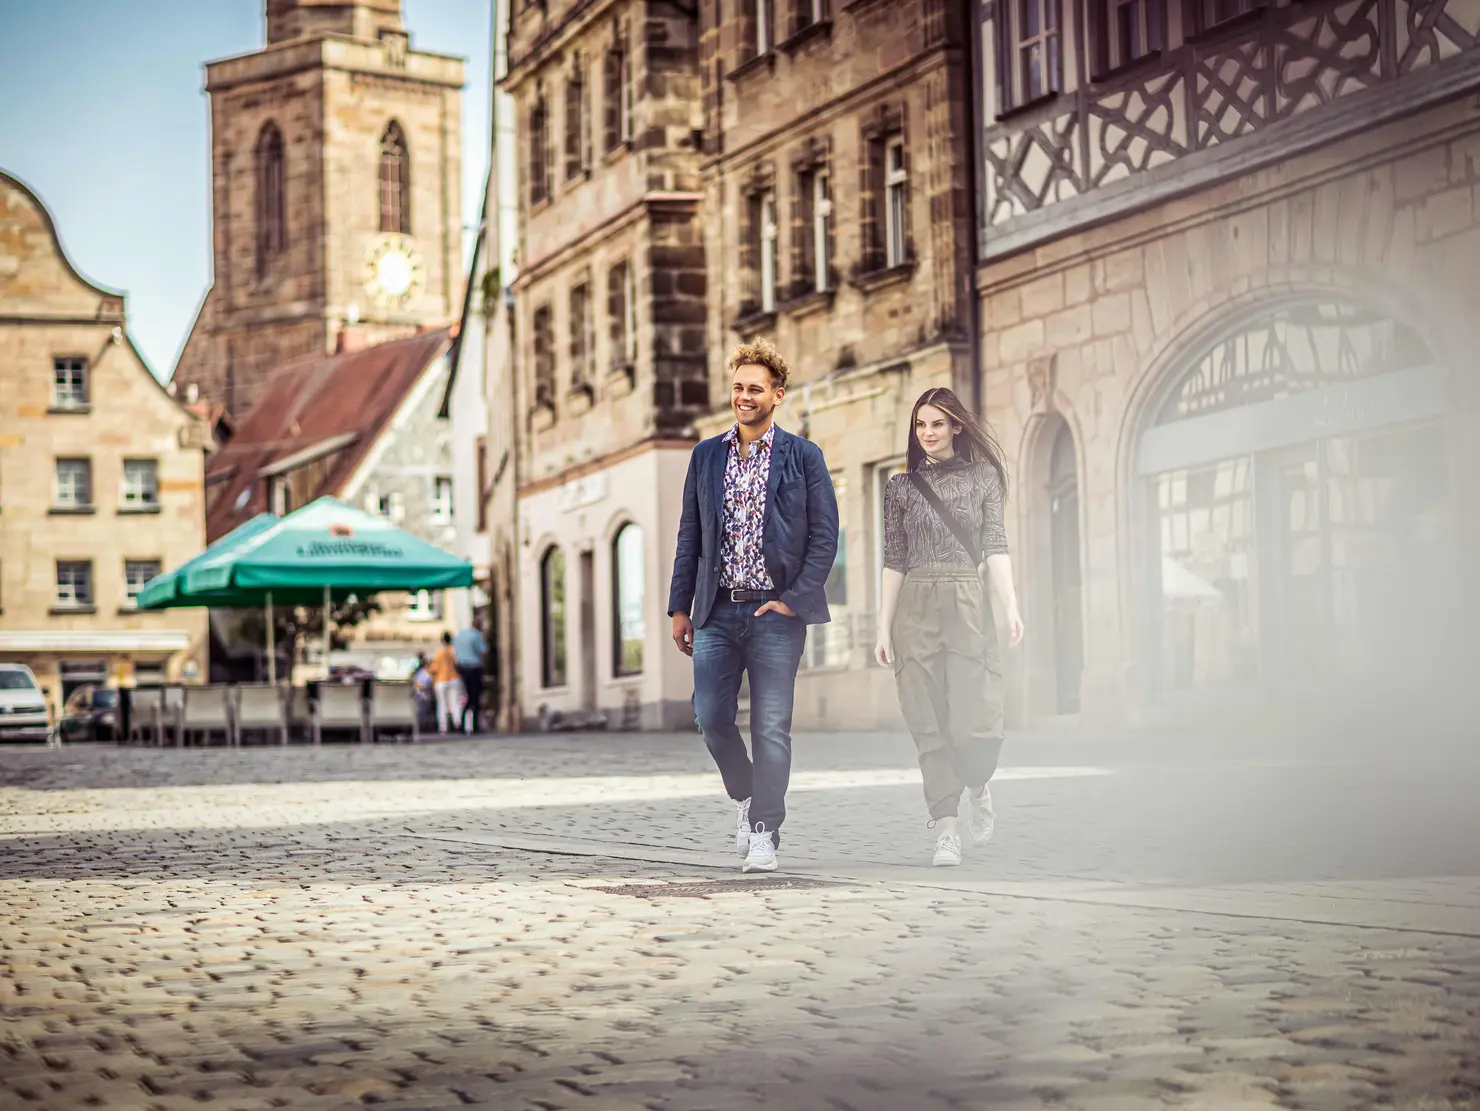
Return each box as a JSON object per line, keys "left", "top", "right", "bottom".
{"left": 1111, "top": 271, "right": 1466, "bottom": 726}
{"left": 1012, "top": 361, "right": 1092, "bottom": 725}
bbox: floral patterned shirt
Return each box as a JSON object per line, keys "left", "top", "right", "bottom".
{"left": 719, "top": 422, "right": 777, "bottom": 590}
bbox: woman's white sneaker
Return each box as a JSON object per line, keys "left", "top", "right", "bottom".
{"left": 932, "top": 830, "right": 963, "bottom": 867}
{"left": 743, "top": 827, "right": 778, "bottom": 873}
{"left": 968, "top": 785, "right": 996, "bottom": 847}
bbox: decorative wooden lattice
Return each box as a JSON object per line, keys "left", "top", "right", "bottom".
{"left": 982, "top": 0, "right": 1480, "bottom": 230}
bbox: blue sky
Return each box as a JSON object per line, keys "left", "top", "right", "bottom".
{"left": 0, "top": 0, "right": 491, "bottom": 378}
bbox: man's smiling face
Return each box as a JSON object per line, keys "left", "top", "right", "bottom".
{"left": 731, "top": 363, "right": 783, "bottom": 429}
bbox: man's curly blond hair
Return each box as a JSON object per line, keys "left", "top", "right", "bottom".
{"left": 727, "top": 336, "right": 790, "bottom": 391}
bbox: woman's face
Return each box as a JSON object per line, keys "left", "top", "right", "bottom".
{"left": 914, "top": 403, "right": 961, "bottom": 458}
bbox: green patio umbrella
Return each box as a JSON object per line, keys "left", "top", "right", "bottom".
{"left": 135, "top": 512, "right": 279, "bottom": 611}
{"left": 136, "top": 512, "right": 298, "bottom": 683}
{"left": 182, "top": 496, "right": 475, "bottom": 678}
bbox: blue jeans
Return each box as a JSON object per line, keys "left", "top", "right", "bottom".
{"left": 692, "top": 599, "right": 807, "bottom": 843}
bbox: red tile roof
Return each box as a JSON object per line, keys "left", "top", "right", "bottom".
{"left": 205, "top": 329, "right": 452, "bottom": 541}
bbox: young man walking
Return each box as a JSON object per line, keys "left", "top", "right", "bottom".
{"left": 668, "top": 339, "right": 839, "bottom": 872}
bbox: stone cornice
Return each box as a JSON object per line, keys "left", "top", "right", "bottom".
{"left": 206, "top": 36, "right": 464, "bottom": 92}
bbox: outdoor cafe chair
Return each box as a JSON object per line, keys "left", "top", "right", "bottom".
{"left": 285, "top": 685, "right": 312, "bottom": 743}
{"left": 368, "top": 680, "right": 418, "bottom": 744}
{"left": 126, "top": 687, "right": 166, "bottom": 746}
{"left": 179, "top": 685, "right": 233, "bottom": 747}
{"left": 234, "top": 683, "right": 289, "bottom": 746}
{"left": 311, "top": 682, "right": 367, "bottom": 745}
{"left": 159, "top": 685, "right": 186, "bottom": 746}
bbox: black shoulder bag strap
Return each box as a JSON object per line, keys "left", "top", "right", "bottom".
{"left": 907, "top": 470, "right": 982, "bottom": 566}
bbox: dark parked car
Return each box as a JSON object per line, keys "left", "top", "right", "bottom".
{"left": 59, "top": 685, "right": 120, "bottom": 743}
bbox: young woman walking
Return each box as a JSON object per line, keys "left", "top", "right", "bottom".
{"left": 875, "top": 387, "right": 1024, "bottom": 867}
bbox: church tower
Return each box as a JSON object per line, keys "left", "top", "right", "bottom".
{"left": 173, "top": 0, "right": 464, "bottom": 415}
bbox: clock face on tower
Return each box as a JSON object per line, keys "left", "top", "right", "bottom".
{"left": 363, "top": 234, "right": 426, "bottom": 311}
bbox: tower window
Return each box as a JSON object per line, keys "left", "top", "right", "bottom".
{"left": 255, "top": 122, "right": 287, "bottom": 278}
{"left": 379, "top": 121, "right": 411, "bottom": 234}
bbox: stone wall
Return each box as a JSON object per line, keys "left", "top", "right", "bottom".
{"left": 692, "top": 0, "right": 978, "bottom": 729}
{"left": 339, "top": 357, "right": 459, "bottom": 649}
{"left": 977, "top": 97, "right": 1480, "bottom": 727}
{"left": 0, "top": 173, "right": 209, "bottom": 713}
{"left": 175, "top": 16, "right": 464, "bottom": 415}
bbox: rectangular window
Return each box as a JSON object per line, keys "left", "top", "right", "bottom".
{"left": 1000, "top": 0, "right": 1063, "bottom": 110}
{"left": 796, "top": 0, "right": 828, "bottom": 32}
{"left": 432, "top": 475, "right": 453, "bottom": 522}
{"left": 570, "top": 281, "right": 594, "bottom": 385}
{"left": 56, "top": 560, "right": 94, "bottom": 609}
{"left": 408, "top": 588, "right": 443, "bottom": 621}
{"left": 122, "top": 459, "right": 159, "bottom": 508}
{"left": 884, "top": 138, "right": 908, "bottom": 269}
{"left": 476, "top": 437, "right": 489, "bottom": 534}
{"left": 794, "top": 165, "right": 832, "bottom": 297}
{"left": 608, "top": 260, "right": 636, "bottom": 368}
{"left": 565, "top": 59, "right": 591, "bottom": 180}
{"left": 541, "top": 547, "right": 567, "bottom": 688}
{"left": 1092, "top": 0, "right": 1162, "bottom": 74}
{"left": 55, "top": 458, "right": 92, "bottom": 508}
{"left": 268, "top": 474, "right": 292, "bottom": 516}
{"left": 605, "top": 42, "right": 634, "bottom": 151}
{"left": 1197, "top": 0, "right": 1258, "bottom": 32}
{"left": 124, "top": 560, "right": 161, "bottom": 609}
{"left": 53, "top": 357, "right": 89, "bottom": 409}
{"left": 757, "top": 0, "right": 772, "bottom": 54}
{"left": 529, "top": 91, "right": 552, "bottom": 206}
{"left": 813, "top": 169, "right": 832, "bottom": 293}
{"left": 533, "top": 304, "right": 556, "bottom": 407}
{"left": 759, "top": 191, "right": 778, "bottom": 313}
{"left": 619, "top": 50, "right": 634, "bottom": 142}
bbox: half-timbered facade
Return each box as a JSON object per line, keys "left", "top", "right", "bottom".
{"left": 972, "top": 0, "right": 1480, "bottom": 732}
{"left": 502, "top": 0, "right": 706, "bottom": 731}
{"left": 697, "top": 0, "right": 977, "bottom": 730}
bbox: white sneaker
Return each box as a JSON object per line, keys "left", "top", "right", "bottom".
{"left": 743, "top": 826, "right": 778, "bottom": 873}
{"left": 932, "top": 829, "right": 963, "bottom": 867}
{"left": 968, "top": 785, "right": 996, "bottom": 847}
{"left": 735, "top": 798, "right": 752, "bottom": 858}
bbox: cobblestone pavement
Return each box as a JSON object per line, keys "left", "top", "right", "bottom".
{"left": 2, "top": 733, "right": 1479, "bottom": 1110}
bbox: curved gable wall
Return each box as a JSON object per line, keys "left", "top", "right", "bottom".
{"left": 0, "top": 170, "right": 127, "bottom": 322}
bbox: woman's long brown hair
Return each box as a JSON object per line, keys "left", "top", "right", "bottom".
{"left": 907, "top": 387, "right": 1009, "bottom": 496}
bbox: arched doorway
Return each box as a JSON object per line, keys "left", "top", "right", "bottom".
{"left": 1137, "top": 299, "right": 1456, "bottom": 703}
{"left": 1048, "top": 422, "right": 1083, "bottom": 714}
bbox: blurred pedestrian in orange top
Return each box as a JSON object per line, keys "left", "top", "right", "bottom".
{"left": 429, "top": 632, "right": 461, "bottom": 734}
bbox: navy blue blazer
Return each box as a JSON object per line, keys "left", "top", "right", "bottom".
{"left": 667, "top": 427, "right": 840, "bottom": 630}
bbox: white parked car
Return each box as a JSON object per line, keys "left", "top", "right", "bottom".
{"left": 0, "top": 664, "right": 53, "bottom": 743}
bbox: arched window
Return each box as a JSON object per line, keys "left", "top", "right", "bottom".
{"left": 611, "top": 523, "right": 645, "bottom": 676}
{"left": 255, "top": 123, "right": 287, "bottom": 277}
{"left": 540, "top": 545, "right": 567, "bottom": 688}
{"left": 379, "top": 121, "right": 410, "bottom": 234}
{"left": 1140, "top": 299, "right": 1448, "bottom": 697}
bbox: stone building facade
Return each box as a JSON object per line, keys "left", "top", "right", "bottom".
{"left": 972, "top": 0, "right": 1480, "bottom": 733}
{"left": 500, "top": 0, "right": 707, "bottom": 730}
{"left": 203, "top": 330, "right": 460, "bottom": 678}
{"left": 0, "top": 171, "right": 209, "bottom": 716}
{"left": 695, "top": 0, "right": 977, "bottom": 729}
{"left": 172, "top": 0, "right": 464, "bottom": 416}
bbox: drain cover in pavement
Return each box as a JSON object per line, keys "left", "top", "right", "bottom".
{"left": 583, "top": 877, "right": 846, "bottom": 898}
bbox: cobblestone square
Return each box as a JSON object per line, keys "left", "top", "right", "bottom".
{"left": 2, "top": 732, "right": 1478, "bottom": 1110}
